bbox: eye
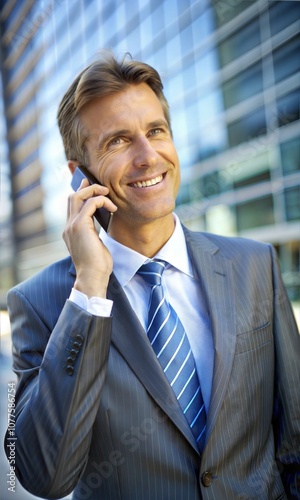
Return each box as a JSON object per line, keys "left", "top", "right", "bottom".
{"left": 108, "top": 136, "right": 123, "bottom": 147}
{"left": 148, "top": 128, "right": 164, "bottom": 137}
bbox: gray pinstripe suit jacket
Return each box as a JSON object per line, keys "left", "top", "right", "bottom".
{"left": 6, "top": 228, "right": 300, "bottom": 500}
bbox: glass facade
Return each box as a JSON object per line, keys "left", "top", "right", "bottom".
{"left": 0, "top": 0, "right": 299, "bottom": 305}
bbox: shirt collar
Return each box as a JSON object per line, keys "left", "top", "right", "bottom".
{"left": 100, "top": 213, "right": 193, "bottom": 287}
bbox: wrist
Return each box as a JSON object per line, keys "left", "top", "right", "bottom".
{"left": 74, "top": 272, "right": 110, "bottom": 299}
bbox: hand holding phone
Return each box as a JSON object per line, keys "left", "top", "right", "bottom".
{"left": 71, "top": 166, "right": 113, "bottom": 232}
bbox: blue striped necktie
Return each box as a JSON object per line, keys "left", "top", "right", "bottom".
{"left": 137, "top": 260, "right": 206, "bottom": 451}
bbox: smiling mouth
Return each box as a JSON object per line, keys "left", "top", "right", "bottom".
{"left": 130, "top": 174, "right": 164, "bottom": 188}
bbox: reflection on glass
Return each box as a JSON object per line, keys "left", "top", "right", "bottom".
{"left": 176, "top": 183, "right": 192, "bottom": 205}
{"left": 197, "top": 121, "right": 227, "bottom": 160}
{"left": 218, "top": 18, "right": 260, "bottom": 67}
{"left": 232, "top": 151, "right": 270, "bottom": 188}
{"left": 222, "top": 61, "right": 263, "bottom": 109}
{"left": 277, "top": 90, "right": 300, "bottom": 128}
{"left": 165, "top": 36, "right": 181, "bottom": 68}
{"left": 234, "top": 170, "right": 270, "bottom": 189}
{"left": 202, "top": 172, "right": 221, "bottom": 197}
{"left": 186, "top": 90, "right": 226, "bottom": 161}
{"left": 191, "top": 7, "right": 215, "bottom": 45}
{"left": 194, "top": 50, "right": 219, "bottom": 89}
{"left": 236, "top": 195, "right": 274, "bottom": 231}
{"left": 281, "top": 137, "right": 300, "bottom": 175}
{"left": 269, "top": 1, "right": 300, "bottom": 36}
{"left": 213, "top": 0, "right": 256, "bottom": 27}
{"left": 273, "top": 36, "right": 300, "bottom": 84}
{"left": 228, "top": 107, "right": 266, "bottom": 148}
{"left": 151, "top": 2, "right": 166, "bottom": 33}
{"left": 139, "top": 15, "right": 153, "bottom": 51}
{"left": 284, "top": 186, "right": 300, "bottom": 221}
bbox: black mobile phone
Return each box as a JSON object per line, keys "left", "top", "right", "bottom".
{"left": 71, "top": 166, "right": 113, "bottom": 232}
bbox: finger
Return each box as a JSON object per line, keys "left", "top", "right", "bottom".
{"left": 79, "top": 194, "right": 118, "bottom": 219}
{"left": 76, "top": 182, "right": 110, "bottom": 197}
{"left": 67, "top": 182, "right": 90, "bottom": 218}
{"left": 68, "top": 183, "right": 111, "bottom": 218}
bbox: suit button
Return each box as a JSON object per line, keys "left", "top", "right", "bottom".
{"left": 76, "top": 334, "right": 83, "bottom": 345}
{"left": 73, "top": 342, "right": 81, "bottom": 349}
{"left": 201, "top": 471, "right": 213, "bottom": 487}
{"left": 67, "top": 357, "right": 74, "bottom": 366}
{"left": 66, "top": 365, "right": 74, "bottom": 376}
{"left": 70, "top": 349, "right": 79, "bottom": 359}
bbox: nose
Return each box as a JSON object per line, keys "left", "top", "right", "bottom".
{"left": 132, "top": 136, "right": 160, "bottom": 169}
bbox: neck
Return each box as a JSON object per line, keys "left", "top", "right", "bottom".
{"left": 109, "top": 214, "right": 176, "bottom": 257}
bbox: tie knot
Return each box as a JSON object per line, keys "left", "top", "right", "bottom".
{"left": 137, "top": 260, "right": 166, "bottom": 287}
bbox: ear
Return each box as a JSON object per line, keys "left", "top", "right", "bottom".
{"left": 68, "top": 160, "right": 80, "bottom": 175}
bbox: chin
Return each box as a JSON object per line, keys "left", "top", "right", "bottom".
{"left": 136, "top": 207, "right": 175, "bottom": 224}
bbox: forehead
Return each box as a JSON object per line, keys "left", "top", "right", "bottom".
{"left": 80, "top": 83, "right": 166, "bottom": 136}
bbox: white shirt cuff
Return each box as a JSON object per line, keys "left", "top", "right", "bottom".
{"left": 69, "top": 288, "right": 113, "bottom": 317}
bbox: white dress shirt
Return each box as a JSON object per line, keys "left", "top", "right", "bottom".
{"left": 70, "top": 214, "right": 214, "bottom": 410}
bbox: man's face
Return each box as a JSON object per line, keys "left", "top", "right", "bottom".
{"left": 79, "top": 83, "right": 180, "bottom": 230}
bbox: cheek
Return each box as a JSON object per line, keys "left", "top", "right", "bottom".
{"left": 100, "top": 161, "right": 123, "bottom": 190}
{"left": 168, "top": 143, "right": 180, "bottom": 168}
{"left": 174, "top": 173, "right": 181, "bottom": 198}
{"left": 94, "top": 152, "right": 118, "bottom": 184}
{"left": 172, "top": 150, "right": 180, "bottom": 185}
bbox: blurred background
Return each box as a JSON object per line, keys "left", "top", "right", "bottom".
{"left": 0, "top": 0, "right": 299, "bottom": 498}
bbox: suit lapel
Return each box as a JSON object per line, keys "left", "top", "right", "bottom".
{"left": 107, "top": 273, "right": 199, "bottom": 453}
{"left": 108, "top": 274, "right": 198, "bottom": 451}
{"left": 68, "top": 261, "right": 196, "bottom": 449}
{"left": 184, "top": 228, "right": 237, "bottom": 447}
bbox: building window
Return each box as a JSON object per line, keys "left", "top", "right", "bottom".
{"left": 269, "top": 1, "right": 300, "bottom": 36}
{"left": 280, "top": 137, "right": 300, "bottom": 175}
{"left": 277, "top": 90, "right": 300, "bottom": 128}
{"left": 218, "top": 18, "right": 260, "bottom": 67}
{"left": 234, "top": 170, "right": 270, "bottom": 189}
{"left": 177, "top": 183, "right": 191, "bottom": 205}
{"left": 231, "top": 150, "right": 270, "bottom": 188}
{"left": 213, "top": 0, "right": 256, "bottom": 27}
{"left": 285, "top": 186, "right": 300, "bottom": 221}
{"left": 273, "top": 35, "right": 300, "bottom": 84}
{"left": 202, "top": 172, "right": 221, "bottom": 197}
{"left": 228, "top": 107, "right": 266, "bottom": 148}
{"left": 222, "top": 61, "right": 263, "bottom": 109}
{"left": 236, "top": 195, "right": 274, "bottom": 231}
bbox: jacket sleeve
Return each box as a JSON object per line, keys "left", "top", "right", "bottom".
{"left": 270, "top": 245, "right": 300, "bottom": 499}
{"left": 5, "top": 288, "right": 112, "bottom": 499}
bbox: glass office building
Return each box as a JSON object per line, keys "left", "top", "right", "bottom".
{"left": 1, "top": 0, "right": 299, "bottom": 305}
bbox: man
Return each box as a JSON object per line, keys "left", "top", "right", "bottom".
{"left": 5, "top": 53, "right": 300, "bottom": 500}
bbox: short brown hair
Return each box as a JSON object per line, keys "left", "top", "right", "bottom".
{"left": 57, "top": 52, "right": 171, "bottom": 166}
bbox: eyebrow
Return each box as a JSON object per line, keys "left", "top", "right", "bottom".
{"left": 96, "top": 119, "right": 170, "bottom": 151}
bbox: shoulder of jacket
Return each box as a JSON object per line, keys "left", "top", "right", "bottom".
{"left": 8, "top": 256, "right": 73, "bottom": 297}
{"left": 183, "top": 225, "right": 273, "bottom": 258}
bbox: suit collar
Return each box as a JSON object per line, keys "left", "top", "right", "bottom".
{"left": 100, "top": 214, "right": 193, "bottom": 286}
{"left": 69, "top": 260, "right": 76, "bottom": 276}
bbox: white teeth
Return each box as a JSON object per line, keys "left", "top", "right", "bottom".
{"left": 132, "top": 175, "right": 163, "bottom": 188}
